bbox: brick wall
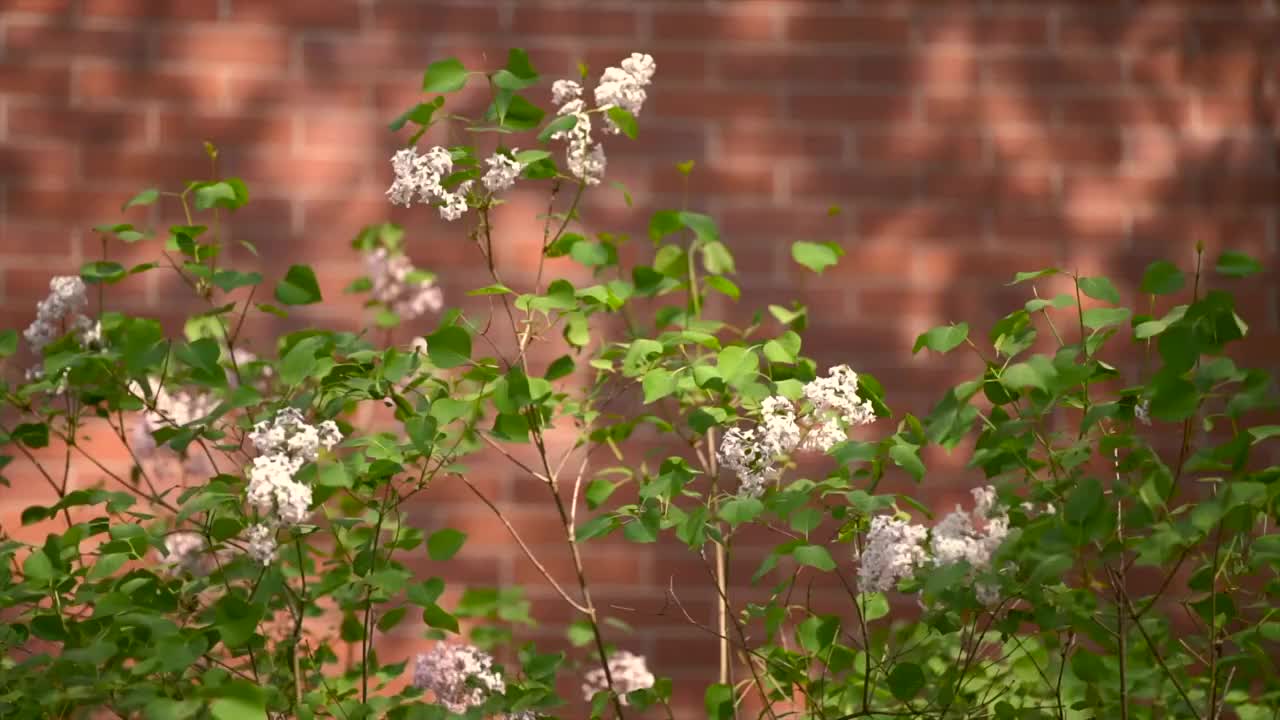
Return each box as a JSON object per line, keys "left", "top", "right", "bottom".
{"left": 1, "top": 0, "right": 1278, "bottom": 714}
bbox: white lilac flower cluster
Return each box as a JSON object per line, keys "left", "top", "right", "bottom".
{"left": 857, "top": 486, "right": 1011, "bottom": 604}
{"left": 548, "top": 53, "right": 656, "bottom": 185}
{"left": 482, "top": 150, "right": 526, "bottom": 193}
{"left": 22, "top": 275, "right": 99, "bottom": 381}
{"left": 386, "top": 146, "right": 472, "bottom": 221}
{"left": 718, "top": 365, "right": 876, "bottom": 498}
{"left": 241, "top": 408, "right": 341, "bottom": 564}
{"left": 412, "top": 643, "right": 508, "bottom": 715}
{"left": 856, "top": 515, "right": 930, "bottom": 593}
{"left": 581, "top": 651, "right": 655, "bottom": 705}
{"left": 365, "top": 247, "right": 445, "bottom": 321}
{"left": 129, "top": 378, "right": 218, "bottom": 457}
{"left": 160, "top": 531, "right": 209, "bottom": 576}
{"left": 1135, "top": 399, "right": 1152, "bottom": 426}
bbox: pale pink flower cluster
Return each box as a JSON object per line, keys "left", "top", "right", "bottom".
{"left": 412, "top": 643, "right": 506, "bottom": 714}
{"left": 857, "top": 486, "right": 1011, "bottom": 603}
{"left": 365, "top": 247, "right": 444, "bottom": 321}
{"left": 23, "top": 275, "right": 98, "bottom": 381}
{"left": 581, "top": 651, "right": 654, "bottom": 705}
{"left": 802, "top": 365, "right": 877, "bottom": 452}
{"left": 160, "top": 531, "right": 209, "bottom": 576}
{"left": 549, "top": 53, "right": 655, "bottom": 185}
{"left": 386, "top": 146, "right": 472, "bottom": 221}
{"left": 482, "top": 150, "right": 525, "bottom": 193}
{"left": 857, "top": 515, "right": 930, "bottom": 593}
{"left": 718, "top": 365, "right": 877, "bottom": 497}
{"left": 129, "top": 378, "right": 218, "bottom": 457}
{"left": 594, "top": 53, "right": 656, "bottom": 134}
{"left": 242, "top": 408, "right": 341, "bottom": 564}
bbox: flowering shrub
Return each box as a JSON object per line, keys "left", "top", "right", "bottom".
{"left": 1, "top": 47, "right": 1278, "bottom": 720}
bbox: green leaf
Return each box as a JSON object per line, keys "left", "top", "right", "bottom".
{"left": 211, "top": 270, "right": 261, "bottom": 292}
{"left": 1010, "top": 268, "right": 1059, "bottom": 284}
{"left": 889, "top": 443, "right": 924, "bottom": 481}
{"left": 705, "top": 684, "right": 734, "bottom": 720}
{"left": 1078, "top": 276, "right": 1120, "bottom": 304}
{"left": 274, "top": 265, "right": 322, "bottom": 305}
{"left": 12, "top": 423, "right": 49, "bottom": 449}
{"left": 89, "top": 552, "right": 129, "bottom": 580}
{"left": 513, "top": 149, "right": 550, "bottom": 164}
{"left": 763, "top": 331, "right": 801, "bottom": 364}
{"left": 642, "top": 369, "right": 677, "bottom": 403}
{"left": 422, "top": 58, "right": 468, "bottom": 93}
{"left": 857, "top": 591, "right": 890, "bottom": 621}
{"left": 209, "top": 681, "right": 266, "bottom": 720}
{"left": 426, "top": 325, "right": 471, "bottom": 368}
{"left": 423, "top": 603, "right": 459, "bottom": 632}
{"left": 389, "top": 100, "right": 441, "bottom": 131}
{"left": 887, "top": 662, "right": 926, "bottom": 701}
{"left": 1140, "top": 260, "right": 1185, "bottom": 295}
{"left": 912, "top": 322, "right": 969, "bottom": 355}
{"left": 194, "top": 179, "right": 248, "bottom": 211}
{"left": 1081, "top": 306, "right": 1131, "bottom": 329}
{"left": 791, "top": 240, "right": 843, "bottom": 274}
{"left": 427, "top": 528, "right": 467, "bottom": 561}
{"left": 279, "top": 336, "right": 324, "bottom": 386}
{"left": 123, "top": 188, "right": 159, "bottom": 210}
{"left": 606, "top": 106, "right": 638, "bottom": 139}
{"left": 22, "top": 549, "right": 55, "bottom": 582}
{"left": 497, "top": 94, "right": 544, "bottom": 131}
{"left": 537, "top": 113, "right": 577, "bottom": 142}
{"left": 1215, "top": 251, "right": 1262, "bottom": 278}
{"left": 719, "top": 497, "right": 763, "bottom": 527}
{"left": 792, "top": 544, "right": 836, "bottom": 572}
{"left": 0, "top": 329, "right": 16, "bottom": 357}
{"left": 1064, "top": 477, "right": 1103, "bottom": 525}
{"left": 1001, "top": 362, "right": 1047, "bottom": 392}
{"left": 81, "top": 260, "right": 126, "bottom": 283}
{"left": 1247, "top": 425, "right": 1280, "bottom": 444}
{"left": 705, "top": 274, "right": 740, "bottom": 300}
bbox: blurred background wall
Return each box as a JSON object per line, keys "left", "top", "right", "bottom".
{"left": 0, "top": 0, "right": 1277, "bottom": 713}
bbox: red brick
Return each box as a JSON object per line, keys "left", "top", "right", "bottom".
{"left": 921, "top": 12, "right": 1049, "bottom": 47}
{"left": 82, "top": 0, "right": 219, "bottom": 20}
{"left": 228, "top": 0, "right": 361, "bottom": 29}
{"left": 718, "top": 125, "right": 845, "bottom": 160}
{"left": 652, "top": 8, "right": 780, "bottom": 42}
{"left": 651, "top": 164, "right": 775, "bottom": 198}
{"left": 3, "top": 0, "right": 73, "bottom": 10}
{"left": 789, "top": 92, "right": 915, "bottom": 127}
{"left": 857, "top": 128, "right": 984, "bottom": 166}
{"left": 78, "top": 66, "right": 222, "bottom": 106}
{"left": 989, "top": 127, "right": 1125, "bottom": 168}
{"left": 0, "top": 145, "right": 79, "bottom": 185}
{"left": 154, "top": 28, "right": 292, "bottom": 67}
{"left": 301, "top": 35, "right": 434, "bottom": 76}
{"left": 652, "top": 89, "right": 777, "bottom": 121}
{"left": 373, "top": 2, "right": 501, "bottom": 32}
{"left": 0, "top": 63, "right": 69, "bottom": 98}
{"left": 789, "top": 167, "right": 916, "bottom": 202}
{"left": 984, "top": 54, "right": 1128, "bottom": 91}
{"left": 857, "top": 205, "right": 985, "bottom": 244}
{"left": 1055, "top": 11, "right": 1185, "bottom": 54}
{"left": 856, "top": 49, "right": 977, "bottom": 89}
{"left": 1057, "top": 94, "right": 1193, "bottom": 129}
{"left": 785, "top": 13, "right": 911, "bottom": 46}
{"left": 157, "top": 111, "right": 294, "bottom": 150}
{"left": 512, "top": 7, "right": 638, "bottom": 37}
{"left": 8, "top": 106, "right": 150, "bottom": 147}
{"left": 225, "top": 74, "right": 369, "bottom": 110}
{"left": 716, "top": 51, "right": 845, "bottom": 87}
{"left": 3, "top": 24, "right": 149, "bottom": 63}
